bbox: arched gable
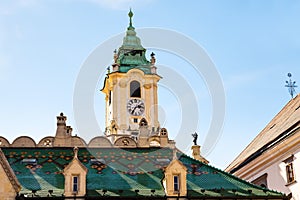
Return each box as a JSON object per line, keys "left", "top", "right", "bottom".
{"left": 0, "top": 136, "right": 10, "bottom": 147}
{"left": 148, "top": 136, "right": 161, "bottom": 147}
{"left": 88, "top": 136, "right": 113, "bottom": 147}
{"left": 11, "top": 136, "right": 36, "bottom": 147}
{"left": 114, "top": 137, "right": 137, "bottom": 148}
{"left": 37, "top": 136, "right": 54, "bottom": 147}
{"left": 71, "top": 136, "right": 87, "bottom": 147}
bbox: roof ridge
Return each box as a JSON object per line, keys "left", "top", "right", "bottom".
{"left": 179, "top": 153, "right": 285, "bottom": 196}
{"left": 226, "top": 95, "right": 300, "bottom": 171}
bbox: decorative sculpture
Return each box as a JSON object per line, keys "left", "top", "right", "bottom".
{"left": 192, "top": 132, "right": 198, "bottom": 145}
{"left": 285, "top": 73, "right": 297, "bottom": 98}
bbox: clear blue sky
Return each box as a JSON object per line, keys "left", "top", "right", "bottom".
{"left": 0, "top": 0, "right": 299, "bottom": 169}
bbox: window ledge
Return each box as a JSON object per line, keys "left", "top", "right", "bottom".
{"left": 285, "top": 180, "right": 297, "bottom": 186}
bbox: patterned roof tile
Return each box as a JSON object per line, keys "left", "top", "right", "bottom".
{"left": 2, "top": 147, "right": 287, "bottom": 198}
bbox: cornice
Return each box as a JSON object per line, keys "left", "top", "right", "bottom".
{"left": 234, "top": 130, "right": 300, "bottom": 179}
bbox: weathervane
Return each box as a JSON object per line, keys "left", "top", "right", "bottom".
{"left": 285, "top": 73, "right": 297, "bottom": 98}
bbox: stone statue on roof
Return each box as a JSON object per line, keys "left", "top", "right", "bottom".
{"left": 192, "top": 132, "right": 198, "bottom": 145}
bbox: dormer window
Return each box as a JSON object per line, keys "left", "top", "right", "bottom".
{"left": 63, "top": 148, "right": 88, "bottom": 197}
{"left": 173, "top": 175, "right": 180, "bottom": 192}
{"left": 163, "top": 159, "right": 187, "bottom": 196}
{"left": 130, "top": 81, "right": 141, "bottom": 97}
{"left": 73, "top": 176, "right": 79, "bottom": 193}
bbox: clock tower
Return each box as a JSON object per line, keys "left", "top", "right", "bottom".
{"left": 101, "top": 10, "right": 161, "bottom": 144}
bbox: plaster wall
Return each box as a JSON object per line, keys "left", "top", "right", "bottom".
{"left": 0, "top": 163, "right": 17, "bottom": 200}
{"left": 247, "top": 149, "right": 300, "bottom": 200}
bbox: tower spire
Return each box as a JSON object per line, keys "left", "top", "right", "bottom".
{"left": 128, "top": 9, "right": 134, "bottom": 29}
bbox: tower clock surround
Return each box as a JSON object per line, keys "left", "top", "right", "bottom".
{"left": 127, "top": 98, "right": 145, "bottom": 116}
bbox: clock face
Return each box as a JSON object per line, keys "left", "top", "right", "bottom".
{"left": 127, "top": 99, "right": 145, "bottom": 116}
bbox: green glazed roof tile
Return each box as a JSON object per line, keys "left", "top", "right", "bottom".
{"left": 2, "top": 147, "right": 287, "bottom": 198}
{"left": 112, "top": 10, "right": 152, "bottom": 74}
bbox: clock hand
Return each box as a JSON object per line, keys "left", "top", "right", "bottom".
{"left": 132, "top": 104, "right": 143, "bottom": 115}
{"left": 131, "top": 107, "right": 136, "bottom": 114}
{"left": 131, "top": 105, "right": 138, "bottom": 114}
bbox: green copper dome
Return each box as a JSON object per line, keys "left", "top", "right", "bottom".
{"left": 116, "top": 9, "right": 151, "bottom": 74}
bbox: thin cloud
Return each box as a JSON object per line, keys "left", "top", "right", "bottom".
{"left": 224, "top": 69, "right": 268, "bottom": 91}
{"left": 0, "top": 0, "right": 38, "bottom": 15}
{"left": 0, "top": 54, "right": 10, "bottom": 81}
{"left": 87, "top": 0, "right": 155, "bottom": 10}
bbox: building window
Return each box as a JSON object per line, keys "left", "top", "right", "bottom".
{"left": 173, "top": 175, "right": 179, "bottom": 192}
{"left": 283, "top": 155, "right": 296, "bottom": 185}
{"left": 133, "top": 118, "right": 138, "bottom": 123}
{"left": 130, "top": 81, "right": 141, "bottom": 97}
{"left": 251, "top": 173, "right": 268, "bottom": 188}
{"left": 286, "top": 163, "right": 295, "bottom": 184}
{"left": 73, "top": 176, "right": 79, "bottom": 193}
{"left": 160, "top": 128, "right": 168, "bottom": 136}
{"left": 109, "top": 91, "right": 111, "bottom": 105}
{"left": 43, "top": 139, "right": 52, "bottom": 147}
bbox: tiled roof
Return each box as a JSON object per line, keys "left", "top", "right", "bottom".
{"left": 116, "top": 10, "right": 152, "bottom": 75}
{"left": 2, "top": 147, "right": 286, "bottom": 198}
{"left": 226, "top": 94, "right": 300, "bottom": 173}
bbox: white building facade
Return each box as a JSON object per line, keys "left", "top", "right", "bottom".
{"left": 226, "top": 94, "right": 300, "bottom": 200}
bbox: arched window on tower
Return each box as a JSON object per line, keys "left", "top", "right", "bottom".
{"left": 130, "top": 81, "right": 141, "bottom": 97}
{"left": 109, "top": 91, "right": 112, "bottom": 105}
{"left": 139, "top": 118, "right": 148, "bottom": 127}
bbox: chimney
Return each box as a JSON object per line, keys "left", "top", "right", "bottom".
{"left": 53, "top": 112, "right": 72, "bottom": 147}
{"left": 57, "top": 112, "right": 67, "bottom": 126}
{"left": 66, "top": 126, "right": 73, "bottom": 136}
{"left": 55, "top": 112, "right": 67, "bottom": 138}
{"left": 191, "top": 145, "right": 209, "bottom": 164}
